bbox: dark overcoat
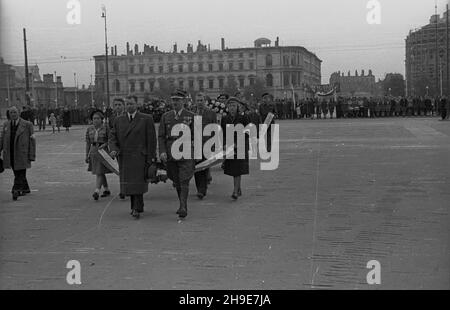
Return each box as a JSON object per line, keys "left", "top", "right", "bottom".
{"left": 109, "top": 112, "right": 157, "bottom": 195}
{"left": 221, "top": 113, "right": 250, "bottom": 177}
{"left": 0, "top": 118, "right": 36, "bottom": 170}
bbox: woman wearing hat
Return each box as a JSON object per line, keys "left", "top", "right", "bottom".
{"left": 85, "top": 110, "right": 112, "bottom": 200}
{"left": 221, "top": 97, "right": 250, "bottom": 200}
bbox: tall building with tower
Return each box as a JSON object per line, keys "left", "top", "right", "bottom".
{"left": 405, "top": 7, "right": 450, "bottom": 97}
{"left": 93, "top": 37, "right": 322, "bottom": 104}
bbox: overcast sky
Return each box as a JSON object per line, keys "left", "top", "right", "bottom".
{"left": 1, "top": 0, "right": 449, "bottom": 87}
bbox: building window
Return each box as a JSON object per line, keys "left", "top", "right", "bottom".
{"left": 178, "top": 64, "right": 183, "bottom": 73}
{"left": 97, "top": 63, "right": 104, "bottom": 74}
{"left": 249, "top": 76, "right": 255, "bottom": 85}
{"left": 228, "top": 53, "right": 234, "bottom": 58}
{"left": 266, "top": 54, "right": 272, "bottom": 67}
{"left": 169, "top": 64, "right": 173, "bottom": 73}
{"left": 188, "top": 63, "right": 194, "bottom": 72}
{"left": 249, "top": 52, "right": 254, "bottom": 58}
{"left": 292, "top": 73, "right": 297, "bottom": 86}
{"left": 114, "top": 79, "right": 120, "bottom": 92}
{"left": 113, "top": 61, "right": 119, "bottom": 72}
{"left": 129, "top": 80, "right": 135, "bottom": 92}
{"left": 159, "top": 65, "right": 164, "bottom": 73}
{"left": 228, "top": 62, "right": 233, "bottom": 71}
{"left": 149, "top": 66, "right": 154, "bottom": 73}
{"left": 218, "top": 63, "right": 224, "bottom": 71}
{"left": 189, "top": 80, "right": 194, "bottom": 89}
{"left": 198, "top": 79, "right": 204, "bottom": 91}
{"left": 198, "top": 63, "right": 204, "bottom": 72}
{"left": 209, "top": 79, "right": 214, "bottom": 89}
{"left": 218, "top": 78, "right": 224, "bottom": 89}
{"left": 179, "top": 80, "right": 184, "bottom": 89}
{"left": 266, "top": 74, "right": 273, "bottom": 87}
{"left": 129, "top": 65, "right": 135, "bottom": 74}
{"left": 239, "top": 62, "right": 244, "bottom": 70}
{"left": 239, "top": 52, "right": 243, "bottom": 58}
{"left": 149, "top": 80, "right": 155, "bottom": 92}
{"left": 140, "top": 81, "right": 145, "bottom": 92}
{"left": 139, "top": 65, "right": 144, "bottom": 74}
{"left": 208, "top": 64, "right": 213, "bottom": 72}
{"left": 249, "top": 62, "right": 254, "bottom": 70}
{"left": 283, "top": 73, "right": 290, "bottom": 86}
{"left": 239, "top": 77, "right": 245, "bottom": 88}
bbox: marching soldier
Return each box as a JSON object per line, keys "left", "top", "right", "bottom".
{"left": 192, "top": 92, "right": 216, "bottom": 199}
{"left": 259, "top": 93, "right": 276, "bottom": 152}
{"left": 159, "top": 90, "right": 196, "bottom": 219}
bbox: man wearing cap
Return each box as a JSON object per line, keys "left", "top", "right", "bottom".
{"left": 191, "top": 93, "right": 217, "bottom": 199}
{"left": 159, "top": 90, "right": 196, "bottom": 219}
{"left": 109, "top": 95, "right": 157, "bottom": 219}
{"left": 259, "top": 93, "right": 276, "bottom": 152}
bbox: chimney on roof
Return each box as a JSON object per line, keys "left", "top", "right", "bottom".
{"left": 173, "top": 43, "right": 177, "bottom": 53}
{"left": 208, "top": 44, "right": 210, "bottom": 52}
{"left": 126, "top": 42, "right": 130, "bottom": 55}
{"left": 110, "top": 47, "right": 114, "bottom": 55}
{"left": 361, "top": 69, "right": 365, "bottom": 76}
{"left": 134, "top": 44, "right": 139, "bottom": 55}
{"left": 275, "top": 37, "right": 279, "bottom": 47}
{"left": 56, "top": 76, "right": 62, "bottom": 84}
{"left": 114, "top": 45, "right": 117, "bottom": 56}
{"left": 221, "top": 38, "right": 225, "bottom": 51}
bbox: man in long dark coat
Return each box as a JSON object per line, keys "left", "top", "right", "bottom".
{"left": 192, "top": 92, "right": 217, "bottom": 199}
{"left": 109, "top": 95, "right": 157, "bottom": 219}
{"left": 259, "top": 93, "right": 276, "bottom": 152}
{"left": 0, "top": 106, "right": 36, "bottom": 200}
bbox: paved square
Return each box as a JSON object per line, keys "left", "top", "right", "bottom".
{"left": 0, "top": 118, "right": 449, "bottom": 289}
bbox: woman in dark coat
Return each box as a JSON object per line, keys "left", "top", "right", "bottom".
{"left": 62, "top": 107, "right": 72, "bottom": 131}
{"left": 85, "top": 110, "right": 112, "bottom": 200}
{"left": 221, "top": 97, "right": 250, "bottom": 200}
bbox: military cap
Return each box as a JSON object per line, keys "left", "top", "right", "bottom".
{"left": 171, "top": 89, "right": 188, "bottom": 99}
{"left": 217, "top": 93, "right": 230, "bottom": 100}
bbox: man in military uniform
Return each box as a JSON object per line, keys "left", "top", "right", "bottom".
{"left": 108, "top": 97, "right": 126, "bottom": 199}
{"left": 192, "top": 92, "right": 217, "bottom": 199}
{"left": 159, "top": 90, "right": 195, "bottom": 219}
{"left": 259, "top": 93, "right": 276, "bottom": 152}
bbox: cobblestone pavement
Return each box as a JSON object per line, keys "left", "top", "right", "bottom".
{"left": 0, "top": 118, "right": 449, "bottom": 289}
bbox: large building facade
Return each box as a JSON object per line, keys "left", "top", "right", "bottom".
{"left": 329, "top": 69, "right": 378, "bottom": 97}
{"left": 0, "top": 58, "right": 64, "bottom": 115}
{"left": 405, "top": 9, "right": 450, "bottom": 97}
{"left": 94, "top": 37, "right": 321, "bottom": 104}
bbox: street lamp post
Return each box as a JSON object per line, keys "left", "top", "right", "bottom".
{"left": 101, "top": 5, "right": 110, "bottom": 109}
{"left": 54, "top": 71, "right": 58, "bottom": 109}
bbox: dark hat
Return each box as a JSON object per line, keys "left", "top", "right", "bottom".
{"left": 90, "top": 109, "right": 104, "bottom": 120}
{"left": 217, "top": 93, "right": 230, "bottom": 100}
{"left": 226, "top": 97, "right": 244, "bottom": 106}
{"left": 171, "top": 89, "right": 188, "bottom": 99}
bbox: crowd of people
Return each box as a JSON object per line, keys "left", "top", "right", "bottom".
{"left": 0, "top": 91, "right": 276, "bottom": 222}
{"left": 274, "top": 96, "right": 450, "bottom": 121}
{"left": 1, "top": 91, "right": 448, "bottom": 220}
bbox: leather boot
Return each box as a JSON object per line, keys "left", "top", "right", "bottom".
{"left": 178, "top": 186, "right": 188, "bottom": 218}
